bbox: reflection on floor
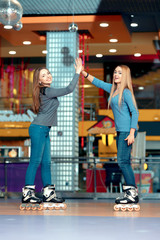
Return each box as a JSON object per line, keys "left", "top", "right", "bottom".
{"left": 0, "top": 199, "right": 160, "bottom": 240}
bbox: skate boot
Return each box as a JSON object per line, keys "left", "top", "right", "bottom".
{"left": 42, "top": 185, "right": 67, "bottom": 210}
{"left": 114, "top": 185, "right": 140, "bottom": 212}
{"left": 20, "top": 185, "right": 43, "bottom": 211}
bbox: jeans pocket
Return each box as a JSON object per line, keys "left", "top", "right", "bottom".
{"left": 123, "top": 132, "right": 130, "bottom": 141}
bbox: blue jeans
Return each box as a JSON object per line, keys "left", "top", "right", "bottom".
{"left": 116, "top": 131, "right": 137, "bottom": 187}
{"left": 25, "top": 124, "right": 51, "bottom": 187}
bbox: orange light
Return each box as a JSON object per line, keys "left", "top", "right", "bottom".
{"left": 39, "top": 36, "right": 46, "bottom": 41}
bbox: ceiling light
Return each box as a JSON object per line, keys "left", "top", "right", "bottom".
{"left": 23, "top": 41, "right": 31, "bottom": 45}
{"left": 9, "top": 51, "right": 16, "bottom": 55}
{"left": 96, "top": 54, "right": 103, "bottom": 58}
{"left": 130, "top": 23, "right": 138, "bottom": 27}
{"left": 109, "top": 39, "right": 118, "bottom": 43}
{"left": 109, "top": 49, "right": 117, "bottom": 53}
{"left": 134, "top": 53, "right": 141, "bottom": 57}
{"left": 39, "top": 36, "right": 46, "bottom": 41}
{"left": 42, "top": 50, "right": 47, "bottom": 54}
{"left": 138, "top": 86, "right": 144, "bottom": 90}
{"left": 100, "top": 23, "right": 109, "bottom": 27}
{"left": 4, "top": 25, "right": 13, "bottom": 29}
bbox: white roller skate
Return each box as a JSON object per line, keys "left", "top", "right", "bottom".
{"left": 42, "top": 185, "right": 67, "bottom": 210}
{"left": 114, "top": 185, "right": 140, "bottom": 212}
{"left": 20, "top": 185, "right": 43, "bottom": 211}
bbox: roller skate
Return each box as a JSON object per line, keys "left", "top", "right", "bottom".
{"left": 42, "top": 185, "right": 67, "bottom": 210}
{"left": 114, "top": 185, "right": 140, "bottom": 212}
{"left": 20, "top": 185, "right": 43, "bottom": 211}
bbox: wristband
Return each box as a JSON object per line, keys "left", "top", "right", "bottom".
{"left": 84, "top": 72, "right": 89, "bottom": 78}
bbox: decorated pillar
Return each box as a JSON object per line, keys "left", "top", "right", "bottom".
{"left": 46, "top": 32, "right": 79, "bottom": 191}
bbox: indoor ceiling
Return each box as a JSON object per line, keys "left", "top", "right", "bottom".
{"left": 0, "top": 0, "right": 160, "bottom": 59}
{"left": 0, "top": 0, "right": 160, "bottom": 111}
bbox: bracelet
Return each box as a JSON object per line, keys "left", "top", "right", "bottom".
{"left": 84, "top": 72, "right": 89, "bottom": 78}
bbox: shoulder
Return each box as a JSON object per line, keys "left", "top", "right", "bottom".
{"left": 123, "top": 89, "right": 133, "bottom": 102}
{"left": 40, "top": 87, "right": 47, "bottom": 95}
{"left": 41, "top": 87, "right": 54, "bottom": 95}
{"left": 123, "top": 88, "right": 132, "bottom": 96}
{"left": 123, "top": 88, "right": 131, "bottom": 93}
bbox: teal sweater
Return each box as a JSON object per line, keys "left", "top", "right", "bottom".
{"left": 92, "top": 77, "right": 139, "bottom": 132}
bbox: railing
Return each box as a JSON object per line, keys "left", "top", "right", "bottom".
{"left": 79, "top": 103, "right": 96, "bottom": 120}
{"left": 0, "top": 98, "right": 97, "bottom": 120}
{"left": 0, "top": 156, "right": 160, "bottom": 199}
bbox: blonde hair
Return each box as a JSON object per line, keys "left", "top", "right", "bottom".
{"left": 108, "top": 65, "right": 137, "bottom": 109}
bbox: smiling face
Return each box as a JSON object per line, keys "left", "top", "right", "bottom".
{"left": 113, "top": 66, "right": 122, "bottom": 84}
{"left": 39, "top": 68, "right": 52, "bottom": 85}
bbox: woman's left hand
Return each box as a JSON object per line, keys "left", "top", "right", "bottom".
{"left": 74, "top": 58, "right": 83, "bottom": 74}
{"left": 125, "top": 134, "right": 135, "bottom": 145}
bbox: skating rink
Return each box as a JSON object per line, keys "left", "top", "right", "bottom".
{"left": 0, "top": 199, "right": 160, "bottom": 240}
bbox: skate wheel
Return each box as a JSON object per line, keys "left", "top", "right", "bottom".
{"left": 114, "top": 205, "right": 119, "bottom": 211}
{"left": 121, "top": 206, "right": 126, "bottom": 211}
{"left": 43, "top": 206, "right": 48, "bottom": 210}
{"left": 26, "top": 204, "right": 32, "bottom": 210}
{"left": 26, "top": 207, "right": 31, "bottom": 210}
{"left": 55, "top": 204, "right": 60, "bottom": 210}
{"left": 37, "top": 204, "right": 43, "bottom": 211}
{"left": 128, "top": 206, "right": 133, "bottom": 212}
{"left": 19, "top": 204, "right": 25, "bottom": 211}
{"left": 61, "top": 203, "right": 67, "bottom": 210}
{"left": 49, "top": 206, "right": 55, "bottom": 210}
{"left": 32, "top": 205, "right": 37, "bottom": 211}
{"left": 135, "top": 205, "right": 140, "bottom": 211}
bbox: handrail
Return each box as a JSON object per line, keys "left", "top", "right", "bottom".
{"left": 0, "top": 156, "right": 160, "bottom": 163}
{"left": 0, "top": 156, "right": 160, "bottom": 199}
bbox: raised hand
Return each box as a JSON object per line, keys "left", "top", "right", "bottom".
{"left": 74, "top": 58, "right": 83, "bottom": 74}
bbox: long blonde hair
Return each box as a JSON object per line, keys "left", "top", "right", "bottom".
{"left": 108, "top": 65, "right": 137, "bottom": 109}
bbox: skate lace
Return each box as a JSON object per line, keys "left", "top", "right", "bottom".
{"left": 29, "top": 189, "right": 36, "bottom": 197}
{"left": 124, "top": 189, "right": 137, "bottom": 198}
{"left": 124, "top": 190, "right": 131, "bottom": 198}
{"left": 124, "top": 192, "right": 128, "bottom": 198}
{"left": 51, "top": 190, "right": 56, "bottom": 198}
{"left": 46, "top": 191, "right": 57, "bottom": 202}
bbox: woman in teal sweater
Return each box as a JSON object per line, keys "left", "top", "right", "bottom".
{"left": 81, "top": 65, "right": 139, "bottom": 204}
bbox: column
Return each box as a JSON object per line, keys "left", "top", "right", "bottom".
{"left": 46, "top": 32, "right": 79, "bottom": 191}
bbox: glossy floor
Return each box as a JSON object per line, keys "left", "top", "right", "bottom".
{"left": 0, "top": 199, "right": 160, "bottom": 240}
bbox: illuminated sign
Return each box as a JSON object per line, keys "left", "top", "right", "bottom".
{"left": 0, "top": 110, "right": 36, "bottom": 122}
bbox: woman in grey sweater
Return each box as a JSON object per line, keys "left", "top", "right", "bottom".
{"left": 21, "top": 58, "right": 82, "bottom": 210}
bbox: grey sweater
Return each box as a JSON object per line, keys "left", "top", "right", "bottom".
{"left": 32, "top": 73, "right": 79, "bottom": 127}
